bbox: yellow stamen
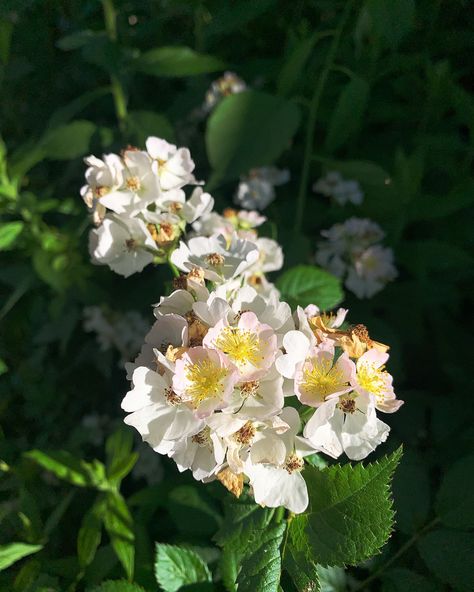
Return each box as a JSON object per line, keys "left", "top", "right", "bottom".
{"left": 185, "top": 359, "right": 228, "bottom": 404}
{"left": 357, "top": 362, "right": 386, "bottom": 401}
{"left": 215, "top": 327, "right": 262, "bottom": 367}
{"left": 302, "top": 357, "right": 346, "bottom": 402}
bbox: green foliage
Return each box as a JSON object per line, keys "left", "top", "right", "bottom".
{"left": 288, "top": 448, "right": 402, "bottom": 567}
{"left": 137, "top": 46, "right": 225, "bottom": 77}
{"left": 206, "top": 90, "right": 300, "bottom": 183}
{"left": 103, "top": 491, "right": 135, "bottom": 581}
{"left": 0, "top": 221, "right": 24, "bottom": 250}
{"left": 418, "top": 529, "right": 474, "bottom": 592}
{"left": 89, "top": 581, "right": 146, "bottom": 592}
{"left": 78, "top": 498, "right": 104, "bottom": 568}
{"left": 435, "top": 454, "right": 474, "bottom": 529}
{"left": 0, "top": 543, "right": 43, "bottom": 572}
{"left": 276, "top": 265, "right": 343, "bottom": 310}
{"left": 154, "top": 543, "right": 211, "bottom": 592}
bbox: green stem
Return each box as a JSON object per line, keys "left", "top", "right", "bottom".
{"left": 101, "top": 0, "right": 128, "bottom": 130}
{"left": 293, "top": 0, "right": 355, "bottom": 233}
{"left": 168, "top": 260, "right": 181, "bottom": 278}
{"left": 353, "top": 516, "right": 440, "bottom": 591}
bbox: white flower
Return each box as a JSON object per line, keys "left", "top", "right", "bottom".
{"left": 191, "top": 212, "right": 235, "bottom": 240}
{"left": 170, "top": 233, "right": 259, "bottom": 283}
{"left": 247, "top": 237, "right": 284, "bottom": 274}
{"left": 203, "top": 311, "right": 278, "bottom": 381}
{"left": 304, "top": 394, "right": 390, "bottom": 461}
{"left": 81, "top": 154, "right": 124, "bottom": 222}
{"left": 204, "top": 71, "right": 247, "bottom": 111}
{"left": 172, "top": 347, "right": 240, "bottom": 417}
{"left": 345, "top": 245, "right": 397, "bottom": 298}
{"left": 90, "top": 214, "right": 157, "bottom": 277}
{"left": 145, "top": 137, "right": 197, "bottom": 191}
{"left": 313, "top": 171, "right": 364, "bottom": 206}
{"left": 234, "top": 167, "right": 289, "bottom": 210}
{"left": 244, "top": 407, "right": 314, "bottom": 513}
{"left": 121, "top": 366, "right": 201, "bottom": 453}
{"left": 99, "top": 150, "right": 160, "bottom": 216}
{"left": 170, "top": 427, "right": 226, "bottom": 481}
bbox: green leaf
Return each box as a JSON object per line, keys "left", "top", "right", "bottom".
{"left": 289, "top": 447, "right": 402, "bottom": 567}
{"left": 436, "top": 454, "right": 474, "bottom": 529}
{"left": 88, "top": 581, "right": 146, "bottom": 592}
{"left": 284, "top": 544, "right": 321, "bottom": 592}
{"left": 381, "top": 568, "right": 437, "bottom": 592}
{"left": 103, "top": 491, "right": 135, "bottom": 581}
{"left": 39, "top": 120, "right": 96, "bottom": 160}
{"left": 392, "top": 450, "right": 430, "bottom": 535}
{"left": 25, "top": 450, "right": 109, "bottom": 490}
{"left": 276, "top": 265, "right": 343, "bottom": 311}
{"left": 317, "top": 566, "right": 347, "bottom": 592}
{"left": 418, "top": 529, "right": 474, "bottom": 592}
{"left": 217, "top": 501, "right": 283, "bottom": 592}
{"left": 0, "top": 221, "right": 24, "bottom": 250}
{"left": 127, "top": 111, "right": 175, "bottom": 146}
{"left": 206, "top": 90, "right": 300, "bottom": 183}
{"left": 154, "top": 543, "right": 211, "bottom": 592}
{"left": 136, "top": 46, "right": 225, "bottom": 77}
{"left": 78, "top": 498, "right": 104, "bottom": 568}
{"left": 277, "top": 32, "right": 330, "bottom": 97}
{"left": 325, "top": 76, "right": 369, "bottom": 152}
{"left": 366, "top": 0, "right": 415, "bottom": 48}
{"left": 105, "top": 427, "right": 137, "bottom": 485}
{"left": 0, "top": 543, "right": 43, "bottom": 571}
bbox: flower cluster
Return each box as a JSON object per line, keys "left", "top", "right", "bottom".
{"left": 234, "top": 166, "right": 290, "bottom": 210}
{"left": 315, "top": 217, "right": 398, "bottom": 298}
{"left": 121, "top": 267, "right": 403, "bottom": 513}
{"left": 203, "top": 71, "right": 247, "bottom": 112}
{"left": 313, "top": 171, "right": 364, "bottom": 206}
{"left": 81, "top": 138, "right": 214, "bottom": 277}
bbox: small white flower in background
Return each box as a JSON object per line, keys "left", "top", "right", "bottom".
{"left": 313, "top": 171, "right": 364, "bottom": 206}
{"left": 90, "top": 214, "right": 158, "bottom": 278}
{"left": 120, "top": 268, "right": 403, "bottom": 512}
{"left": 204, "top": 71, "right": 247, "bottom": 112}
{"left": 145, "top": 137, "right": 198, "bottom": 191}
{"left": 234, "top": 167, "right": 290, "bottom": 210}
{"left": 83, "top": 306, "right": 148, "bottom": 365}
{"left": 315, "top": 217, "right": 397, "bottom": 298}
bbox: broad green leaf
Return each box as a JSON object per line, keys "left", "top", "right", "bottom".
{"left": 0, "top": 543, "right": 43, "bottom": 571}
{"left": 78, "top": 498, "right": 104, "bottom": 568}
{"left": 88, "top": 581, "right": 146, "bottom": 592}
{"left": 284, "top": 544, "right": 321, "bottom": 592}
{"left": 276, "top": 265, "right": 343, "bottom": 311}
{"left": 366, "top": 0, "right": 415, "bottom": 48}
{"left": 0, "top": 18, "right": 13, "bottom": 64}
{"left": 25, "top": 450, "right": 109, "bottom": 490}
{"left": 154, "top": 543, "right": 211, "bottom": 592}
{"left": 206, "top": 90, "right": 300, "bottom": 183}
{"left": 418, "top": 529, "right": 474, "bottom": 592}
{"left": 127, "top": 111, "right": 175, "bottom": 146}
{"left": 136, "top": 46, "right": 225, "bottom": 77}
{"left": 289, "top": 447, "right": 402, "bottom": 567}
{"left": 317, "top": 566, "right": 347, "bottom": 592}
{"left": 217, "top": 501, "right": 283, "bottom": 592}
{"left": 392, "top": 450, "right": 430, "bottom": 534}
{"left": 57, "top": 30, "right": 101, "bottom": 51}
{"left": 435, "top": 454, "right": 474, "bottom": 529}
{"left": 0, "top": 221, "right": 24, "bottom": 250}
{"left": 40, "top": 120, "right": 96, "bottom": 160}
{"left": 325, "top": 76, "right": 369, "bottom": 152}
{"left": 381, "top": 568, "right": 437, "bottom": 592}
{"left": 103, "top": 491, "right": 135, "bottom": 581}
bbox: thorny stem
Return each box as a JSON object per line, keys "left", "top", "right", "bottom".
{"left": 353, "top": 516, "right": 441, "bottom": 591}
{"left": 293, "top": 0, "right": 355, "bottom": 233}
{"left": 101, "top": 0, "right": 128, "bottom": 130}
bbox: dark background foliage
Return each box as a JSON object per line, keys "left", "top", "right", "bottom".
{"left": 0, "top": 1, "right": 473, "bottom": 591}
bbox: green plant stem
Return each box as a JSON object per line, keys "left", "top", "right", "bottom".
{"left": 293, "top": 0, "right": 355, "bottom": 233}
{"left": 353, "top": 517, "right": 440, "bottom": 591}
{"left": 101, "top": 0, "right": 128, "bottom": 130}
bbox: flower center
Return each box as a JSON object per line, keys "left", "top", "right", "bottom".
{"left": 192, "top": 427, "right": 211, "bottom": 446}
{"left": 233, "top": 421, "right": 255, "bottom": 444}
{"left": 205, "top": 252, "right": 225, "bottom": 267}
{"left": 357, "top": 362, "right": 386, "bottom": 399}
{"left": 337, "top": 395, "right": 356, "bottom": 414}
{"left": 215, "top": 327, "right": 261, "bottom": 368}
{"left": 94, "top": 185, "right": 110, "bottom": 198}
{"left": 126, "top": 176, "right": 141, "bottom": 192}
{"left": 185, "top": 359, "right": 228, "bottom": 404}
{"left": 165, "top": 388, "right": 182, "bottom": 406}
{"left": 125, "top": 238, "right": 137, "bottom": 251}
{"left": 302, "top": 357, "right": 346, "bottom": 401}
{"left": 240, "top": 380, "right": 260, "bottom": 397}
{"left": 284, "top": 453, "right": 304, "bottom": 474}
